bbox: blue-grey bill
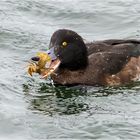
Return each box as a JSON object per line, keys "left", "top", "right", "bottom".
{"left": 46, "top": 47, "right": 57, "bottom": 61}
{"left": 41, "top": 47, "right": 61, "bottom": 78}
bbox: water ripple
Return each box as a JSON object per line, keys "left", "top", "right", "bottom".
{"left": 1, "top": 0, "right": 140, "bottom": 139}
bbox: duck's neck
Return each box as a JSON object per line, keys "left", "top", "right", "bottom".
{"left": 59, "top": 59, "right": 88, "bottom": 71}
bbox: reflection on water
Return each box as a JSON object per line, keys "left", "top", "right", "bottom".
{"left": 23, "top": 80, "right": 140, "bottom": 116}
{"left": 23, "top": 81, "right": 89, "bottom": 115}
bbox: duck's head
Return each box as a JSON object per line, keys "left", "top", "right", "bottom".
{"left": 47, "top": 29, "right": 88, "bottom": 72}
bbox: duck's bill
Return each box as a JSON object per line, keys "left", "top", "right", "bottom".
{"left": 37, "top": 47, "right": 61, "bottom": 79}
{"left": 41, "top": 58, "right": 61, "bottom": 79}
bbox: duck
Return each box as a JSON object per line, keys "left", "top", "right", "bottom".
{"left": 40, "top": 29, "right": 140, "bottom": 86}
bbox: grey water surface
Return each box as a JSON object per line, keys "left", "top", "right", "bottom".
{"left": 1, "top": 0, "right": 140, "bottom": 139}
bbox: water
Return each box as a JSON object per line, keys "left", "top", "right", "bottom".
{"left": 1, "top": 0, "right": 140, "bottom": 139}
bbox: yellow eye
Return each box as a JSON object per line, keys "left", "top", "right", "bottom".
{"left": 62, "top": 41, "right": 67, "bottom": 47}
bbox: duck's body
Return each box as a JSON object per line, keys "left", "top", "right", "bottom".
{"left": 43, "top": 29, "right": 140, "bottom": 86}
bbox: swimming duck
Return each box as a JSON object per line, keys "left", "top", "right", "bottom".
{"left": 41, "top": 29, "right": 140, "bottom": 86}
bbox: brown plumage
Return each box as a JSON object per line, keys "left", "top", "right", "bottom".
{"left": 46, "top": 29, "right": 140, "bottom": 86}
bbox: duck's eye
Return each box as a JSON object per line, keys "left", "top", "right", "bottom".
{"left": 62, "top": 41, "right": 67, "bottom": 47}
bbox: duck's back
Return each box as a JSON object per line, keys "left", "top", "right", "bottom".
{"left": 85, "top": 39, "right": 140, "bottom": 85}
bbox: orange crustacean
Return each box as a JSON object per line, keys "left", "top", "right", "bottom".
{"left": 27, "top": 52, "right": 55, "bottom": 78}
